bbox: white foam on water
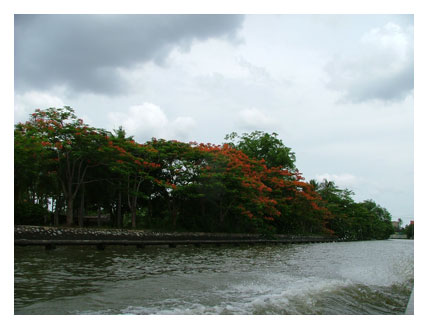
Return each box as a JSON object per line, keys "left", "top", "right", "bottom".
{"left": 115, "top": 273, "right": 355, "bottom": 315}
{"left": 231, "top": 275, "right": 354, "bottom": 314}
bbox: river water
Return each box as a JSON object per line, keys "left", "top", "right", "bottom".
{"left": 14, "top": 239, "right": 413, "bottom": 315}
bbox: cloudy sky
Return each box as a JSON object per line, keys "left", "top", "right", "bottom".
{"left": 14, "top": 14, "right": 414, "bottom": 224}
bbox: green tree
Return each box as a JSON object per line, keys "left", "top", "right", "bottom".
{"left": 15, "top": 108, "right": 395, "bottom": 238}
{"left": 14, "top": 125, "right": 54, "bottom": 206}
{"left": 16, "top": 107, "right": 110, "bottom": 226}
{"left": 146, "top": 139, "right": 206, "bottom": 229}
{"left": 404, "top": 223, "right": 414, "bottom": 239}
{"left": 225, "top": 131, "right": 296, "bottom": 170}
{"left": 104, "top": 135, "right": 162, "bottom": 229}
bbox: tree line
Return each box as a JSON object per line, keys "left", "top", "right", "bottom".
{"left": 14, "top": 107, "right": 395, "bottom": 239}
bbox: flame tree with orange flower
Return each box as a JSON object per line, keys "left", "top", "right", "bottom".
{"left": 15, "top": 107, "right": 111, "bottom": 226}
{"left": 14, "top": 108, "right": 394, "bottom": 239}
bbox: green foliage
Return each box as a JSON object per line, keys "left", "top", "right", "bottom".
{"left": 404, "top": 223, "right": 414, "bottom": 239}
{"left": 15, "top": 202, "right": 49, "bottom": 226}
{"left": 311, "top": 179, "right": 395, "bottom": 240}
{"left": 15, "top": 107, "right": 113, "bottom": 226}
{"left": 14, "top": 109, "right": 396, "bottom": 240}
{"left": 225, "top": 131, "right": 296, "bottom": 170}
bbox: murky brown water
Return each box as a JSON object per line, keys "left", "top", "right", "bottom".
{"left": 14, "top": 239, "right": 413, "bottom": 314}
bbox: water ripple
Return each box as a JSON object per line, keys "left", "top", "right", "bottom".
{"left": 15, "top": 240, "right": 413, "bottom": 314}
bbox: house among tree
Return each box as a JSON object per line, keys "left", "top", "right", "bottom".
{"left": 391, "top": 218, "right": 402, "bottom": 231}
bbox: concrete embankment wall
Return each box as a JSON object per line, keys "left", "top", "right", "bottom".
{"left": 405, "top": 288, "right": 414, "bottom": 315}
{"left": 14, "top": 225, "right": 337, "bottom": 245}
{"left": 389, "top": 234, "right": 408, "bottom": 239}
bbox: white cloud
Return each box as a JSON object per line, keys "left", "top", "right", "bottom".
{"left": 237, "top": 108, "right": 277, "bottom": 130}
{"left": 14, "top": 91, "right": 65, "bottom": 123}
{"left": 236, "top": 56, "right": 272, "bottom": 83}
{"left": 315, "top": 173, "right": 359, "bottom": 189}
{"left": 325, "top": 22, "right": 413, "bottom": 102}
{"left": 107, "top": 102, "right": 196, "bottom": 143}
{"left": 171, "top": 117, "right": 197, "bottom": 141}
{"left": 362, "top": 23, "right": 409, "bottom": 59}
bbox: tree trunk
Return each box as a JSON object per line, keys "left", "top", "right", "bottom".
{"left": 78, "top": 185, "right": 85, "bottom": 227}
{"left": 129, "top": 192, "right": 139, "bottom": 229}
{"left": 148, "top": 199, "right": 153, "bottom": 221}
{"left": 131, "top": 198, "right": 137, "bottom": 229}
{"left": 127, "top": 178, "right": 143, "bottom": 229}
{"left": 219, "top": 199, "right": 225, "bottom": 224}
{"left": 54, "top": 195, "right": 62, "bottom": 226}
{"left": 54, "top": 203, "right": 59, "bottom": 226}
{"left": 66, "top": 197, "right": 74, "bottom": 226}
{"left": 117, "top": 189, "right": 122, "bottom": 228}
{"left": 170, "top": 199, "right": 178, "bottom": 229}
{"left": 171, "top": 208, "right": 176, "bottom": 229}
{"left": 109, "top": 206, "right": 114, "bottom": 227}
{"left": 97, "top": 206, "right": 101, "bottom": 227}
{"left": 201, "top": 199, "right": 206, "bottom": 217}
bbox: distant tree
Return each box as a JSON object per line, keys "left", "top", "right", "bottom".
{"left": 398, "top": 218, "right": 403, "bottom": 231}
{"left": 404, "top": 223, "right": 414, "bottom": 239}
{"left": 308, "top": 179, "right": 394, "bottom": 240}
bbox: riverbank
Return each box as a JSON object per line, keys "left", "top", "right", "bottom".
{"left": 405, "top": 288, "right": 414, "bottom": 315}
{"left": 14, "top": 225, "right": 337, "bottom": 244}
{"left": 390, "top": 234, "right": 408, "bottom": 239}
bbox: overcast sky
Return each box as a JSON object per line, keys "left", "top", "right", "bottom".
{"left": 14, "top": 14, "right": 414, "bottom": 224}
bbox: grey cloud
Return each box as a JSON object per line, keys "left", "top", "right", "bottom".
{"left": 345, "top": 61, "right": 413, "bottom": 102}
{"left": 237, "top": 56, "right": 272, "bottom": 82}
{"left": 325, "top": 22, "right": 414, "bottom": 103}
{"left": 15, "top": 14, "right": 244, "bottom": 94}
{"left": 326, "top": 55, "right": 414, "bottom": 103}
